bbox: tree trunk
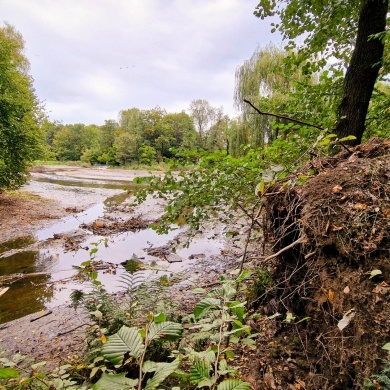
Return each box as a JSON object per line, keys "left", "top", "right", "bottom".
{"left": 335, "top": 0, "right": 388, "bottom": 146}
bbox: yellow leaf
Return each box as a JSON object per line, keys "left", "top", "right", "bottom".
{"left": 354, "top": 203, "right": 367, "bottom": 210}
{"left": 328, "top": 290, "right": 334, "bottom": 302}
{"left": 100, "top": 334, "right": 107, "bottom": 344}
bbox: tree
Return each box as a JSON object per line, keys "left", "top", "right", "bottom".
{"left": 53, "top": 124, "right": 98, "bottom": 161}
{"left": 0, "top": 23, "right": 44, "bottom": 191}
{"left": 188, "top": 99, "right": 223, "bottom": 149}
{"left": 255, "top": 0, "right": 389, "bottom": 145}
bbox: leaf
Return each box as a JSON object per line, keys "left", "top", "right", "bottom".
{"left": 144, "top": 359, "right": 180, "bottom": 390}
{"left": 382, "top": 343, "right": 390, "bottom": 351}
{"left": 235, "top": 269, "right": 251, "bottom": 283}
{"left": 143, "top": 360, "right": 158, "bottom": 373}
{"left": 339, "top": 135, "right": 357, "bottom": 142}
{"left": 369, "top": 269, "right": 382, "bottom": 279}
{"left": 102, "top": 326, "right": 144, "bottom": 365}
{"left": 93, "top": 372, "right": 138, "bottom": 390}
{"left": 153, "top": 312, "right": 167, "bottom": 323}
{"left": 216, "top": 378, "right": 252, "bottom": 390}
{"left": 194, "top": 298, "right": 220, "bottom": 320}
{"left": 0, "top": 367, "right": 19, "bottom": 379}
{"left": 337, "top": 308, "right": 356, "bottom": 331}
{"left": 147, "top": 321, "right": 183, "bottom": 342}
{"left": 189, "top": 358, "right": 212, "bottom": 385}
{"left": 191, "top": 288, "right": 207, "bottom": 294}
{"left": 91, "top": 310, "right": 103, "bottom": 321}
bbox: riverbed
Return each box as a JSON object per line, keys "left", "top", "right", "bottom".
{"left": 0, "top": 165, "right": 248, "bottom": 366}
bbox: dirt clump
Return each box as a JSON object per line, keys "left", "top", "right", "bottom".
{"left": 255, "top": 138, "right": 390, "bottom": 389}
{"left": 80, "top": 216, "right": 149, "bottom": 235}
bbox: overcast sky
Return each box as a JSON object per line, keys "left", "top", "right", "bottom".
{"left": 2, "top": 1, "right": 281, "bottom": 125}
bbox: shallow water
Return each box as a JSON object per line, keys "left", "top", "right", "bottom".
{"left": 0, "top": 172, "right": 223, "bottom": 323}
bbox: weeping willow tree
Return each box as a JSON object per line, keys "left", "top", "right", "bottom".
{"left": 234, "top": 44, "right": 295, "bottom": 148}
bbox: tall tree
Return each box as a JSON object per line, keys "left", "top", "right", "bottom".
{"left": 189, "top": 99, "right": 223, "bottom": 149}
{"left": 255, "top": 0, "right": 389, "bottom": 145}
{"left": 0, "top": 23, "right": 44, "bottom": 191}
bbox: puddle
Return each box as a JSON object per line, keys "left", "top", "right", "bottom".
{"left": 0, "top": 227, "right": 224, "bottom": 323}
{"left": 0, "top": 236, "right": 36, "bottom": 255}
{"left": 34, "top": 176, "right": 134, "bottom": 190}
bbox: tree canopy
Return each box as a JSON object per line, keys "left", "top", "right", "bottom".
{"left": 0, "top": 23, "right": 44, "bottom": 191}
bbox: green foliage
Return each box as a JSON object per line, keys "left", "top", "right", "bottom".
{"left": 364, "top": 359, "right": 390, "bottom": 389}
{"left": 133, "top": 149, "right": 267, "bottom": 235}
{"left": 53, "top": 124, "right": 99, "bottom": 161}
{"left": 0, "top": 354, "right": 86, "bottom": 389}
{"left": 0, "top": 23, "right": 44, "bottom": 191}
{"left": 94, "top": 318, "right": 183, "bottom": 390}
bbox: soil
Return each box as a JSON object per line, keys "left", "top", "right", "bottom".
{"left": 255, "top": 138, "right": 390, "bottom": 389}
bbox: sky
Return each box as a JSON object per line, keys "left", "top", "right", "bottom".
{"left": 2, "top": 0, "right": 281, "bottom": 126}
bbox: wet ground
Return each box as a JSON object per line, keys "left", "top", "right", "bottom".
{"left": 0, "top": 165, "right": 250, "bottom": 370}
{"left": 0, "top": 166, "right": 227, "bottom": 323}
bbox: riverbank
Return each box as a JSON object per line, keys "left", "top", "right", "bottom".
{"left": 0, "top": 165, "right": 253, "bottom": 370}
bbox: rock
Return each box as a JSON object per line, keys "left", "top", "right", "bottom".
{"left": 93, "top": 220, "right": 105, "bottom": 228}
{"left": 165, "top": 253, "right": 182, "bottom": 263}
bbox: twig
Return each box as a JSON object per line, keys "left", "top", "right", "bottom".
{"left": 56, "top": 322, "right": 92, "bottom": 336}
{"left": 264, "top": 237, "right": 305, "bottom": 261}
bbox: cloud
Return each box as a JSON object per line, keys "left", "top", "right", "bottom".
{"left": 3, "top": 0, "right": 280, "bottom": 124}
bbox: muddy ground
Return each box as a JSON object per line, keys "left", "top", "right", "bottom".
{"left": 0, "top": 166, "right": 252, "bottom": 371}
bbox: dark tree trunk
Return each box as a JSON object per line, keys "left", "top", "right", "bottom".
{"left": 335, "top": 0, "right": 388, "bottom": 146}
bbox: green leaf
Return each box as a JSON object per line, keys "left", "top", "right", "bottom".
{"left": 144, "top": 359, "right": 180, "bottom": 390}
{"left": 143, "top": 360, "right": 158, "bottom": 373}
{"left": 194, "top": 298, "right": 220, "bottom": 320}
{"left": 382, "top": 343, "right": 390, "bottom": 351}
{"left": 339, "top": 135, "right": 357, "bottom": 142}
{"left": 0, "top": 367, "right": 19, "bottom": 379}
{"left": 369, "top": 269, "right": 382, "bottom": 279}
{"left": 147, "top": 321, "right": 183, "bottom": 342}
{"left": 189, "top": 358, "right": 212, "bottom": 385}
{"left": 191, "top": 288, "right": 207, "bottom": 294}
{"left": 216, "top": 378, "right": 252, "bottom": 390}
{"left": 235, "top": 269, "right": 251, "bottom": 283}
{"left": 102, "top": 326, "right": 144, "bottom": 365}
{"left": 93, "top": 372, "right": 138, "bottom": 389}
{"left": 153, "top": 312, "right": 167, "bottom": 323}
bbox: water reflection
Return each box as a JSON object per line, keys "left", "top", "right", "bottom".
{"left": 0, "top": 236, "right": 36, "bottom": 255}
{"left": 0, "top": 274, "right": 53, "bottom": 323}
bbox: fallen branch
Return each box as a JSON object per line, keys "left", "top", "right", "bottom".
{"left": 264, "top": 237, "right": 305, "bottom": 261}
{"left": 56, "top": 322, "right": 92, "bottom": 336}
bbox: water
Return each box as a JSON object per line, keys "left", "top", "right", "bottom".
{"left": 0, "top": 172, "right": 224, "bottom": 323}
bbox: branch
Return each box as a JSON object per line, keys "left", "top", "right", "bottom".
{"left": 243, "top": 99, "right": 324, "bottom": 130}
{"left": 264, "top": 237, "right": 305, "bottom": 261}
{"left": 243, "top": 99, "right": 353, "bottom": 154}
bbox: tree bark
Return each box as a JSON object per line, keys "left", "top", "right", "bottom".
{"left": 335, "top": 0, "right": 388, "bottom": 146}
